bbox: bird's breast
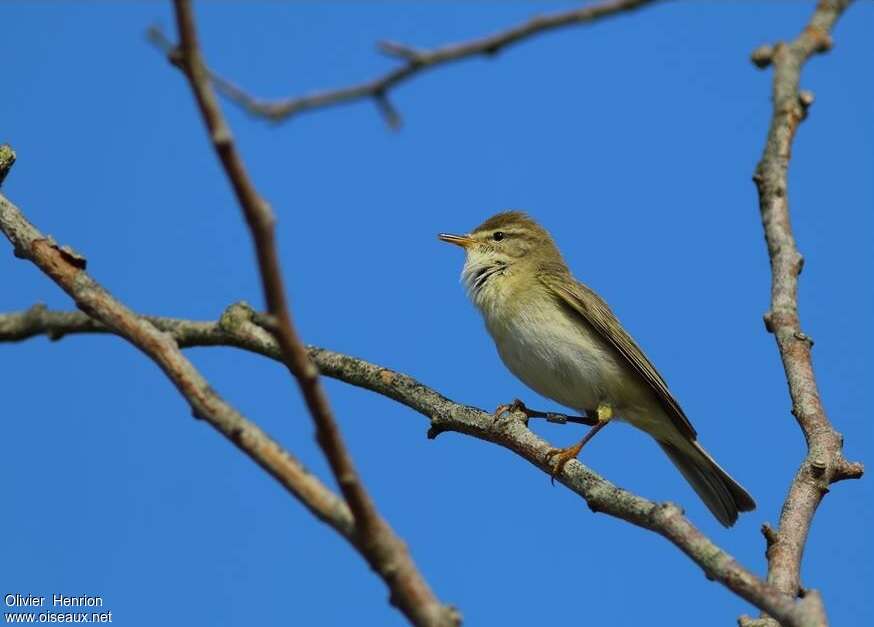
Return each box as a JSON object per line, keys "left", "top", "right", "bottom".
{"left": 481, "top": 293, "right": 624, "bottom": 412}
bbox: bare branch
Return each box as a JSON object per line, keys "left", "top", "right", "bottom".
{"left": 148, "top": 0, "right": 658, "bottom": 127}
{"left": 742, "top": 0, "right": 864, "bottom": 623}
{"left": 4, "top": 2, "right": 863, "bottom": 625}
{"left": 0, "top": 303, "right": 832, "bottom": 627}
{"left": 164, "top": 2, "right": 458, "bottom": 625}
{"left": 0, "top": 202, "right": 360, "bottom": 555}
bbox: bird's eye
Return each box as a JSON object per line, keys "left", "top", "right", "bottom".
{"left": 493, "top": 231, "right": 505, "bottom": 241}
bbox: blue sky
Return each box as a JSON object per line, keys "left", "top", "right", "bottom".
{"left": 1, "top": 2, "right": 871, "bottom": 625}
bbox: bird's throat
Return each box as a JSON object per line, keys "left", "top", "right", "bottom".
{"left": 462, "top": 260, "right": 507, "bottom": 303}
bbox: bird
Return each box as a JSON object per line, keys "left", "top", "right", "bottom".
{"left": 438, "top": 211, "right": 755, "bottom": 527}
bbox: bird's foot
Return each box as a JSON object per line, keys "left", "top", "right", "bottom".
{"left": 544, "top": 440, "right": 586, "bottom": 485}
{"left": 493, "top": 398, "right": 529, "bottom": 421}
{"left": 544, "top": 402, "right": 613, "bottom": 484}
{"left": 494, "top": 399, "right": 596, "bottom": 426}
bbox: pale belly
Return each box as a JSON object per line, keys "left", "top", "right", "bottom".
{"left": 484, "top": 298, "right": 655, "bottom": 421}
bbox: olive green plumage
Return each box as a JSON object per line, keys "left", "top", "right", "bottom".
{"left": 440, "top": 211, "right": 755, "bottom": 527}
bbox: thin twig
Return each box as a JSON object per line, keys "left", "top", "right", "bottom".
{"left": 166, "top": 2, "right": 457, "bottom": 626}
{"left": 147, "top": 0, "right": 658, "bottom": 128}
{"left": 740, "top": 0, "right": 864, "bottom": 624}
{"left": 0, "top": 303, "right": 834, "bottom": 627}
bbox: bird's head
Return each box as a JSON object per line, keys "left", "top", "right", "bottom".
{"left": 439, "top": 211, "right": 563, "bottom": 305}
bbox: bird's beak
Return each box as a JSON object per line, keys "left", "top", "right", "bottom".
{"left": 438, "top": 233, "right": 475, "bottom": 249}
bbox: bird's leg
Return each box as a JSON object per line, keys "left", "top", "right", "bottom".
{"left": 494, "top": 399, "right": 596, "bottom": 426}
{"left": 544, "top": 402, "right": 613, "bottom": 483}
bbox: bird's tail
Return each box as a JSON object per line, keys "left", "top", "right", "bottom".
{"left": 657, "top": 438, "right": 756, "bottom": 527}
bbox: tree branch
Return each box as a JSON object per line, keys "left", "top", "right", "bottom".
{"left": 741, "top": 0, "right": 864, "bottom": 624}
{"left": 164, "top": 3, "right": 458, "bottom": 626}
{"left": 0, "top": 203, "right": 362, "bottom": 564}
{"left": 147, "top": 0, "right": 658, "bottom": 128}
{"left": 0, "top": 303, "right": 833, "bottom": 627}
{"left": 2, "top": 1, "right": 863, "bottom": 624}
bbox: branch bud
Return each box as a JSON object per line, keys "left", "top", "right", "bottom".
{"left": 750, "top": 44, "right": 774, "bottom": 69}
{"left": 0, "top": 144, "right": 16, "bottom": 187}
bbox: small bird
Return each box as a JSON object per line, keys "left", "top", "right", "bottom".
{"left": 439, "top": 211, "right": 755, "bottom": 527}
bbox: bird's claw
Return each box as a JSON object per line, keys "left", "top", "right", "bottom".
{"left": 494, "top": 399, "right": 576, "bottom": 424}
{"left": 543, "top": 407, "right": 613, "bottom": 484}
{"left": 493, "top": 398, "right": 528, "bottom": 421}
{"left": 544, "top": 443, "right": 583, "bottom": 485}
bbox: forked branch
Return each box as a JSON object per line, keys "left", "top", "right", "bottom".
{"left": 741, "top": 0, "right": 864, "bottom": 624}
{"left": 2, "top": 1, "right": 866, "bottom": 625}
{"left": 148, "top": 0, "right": 658, "bottom": 128}
{"left": 0, "top": 195, "right": 361, "bottom": 565}
{"left": 164, "top": 2, "right": 458, "bottom": 626}
{"left": 0, "top": 302, "right": 832, "bottom": 627}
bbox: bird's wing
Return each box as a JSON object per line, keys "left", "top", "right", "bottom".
{"left": 539, "top": 271, "right": 696, "bottom": 440}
